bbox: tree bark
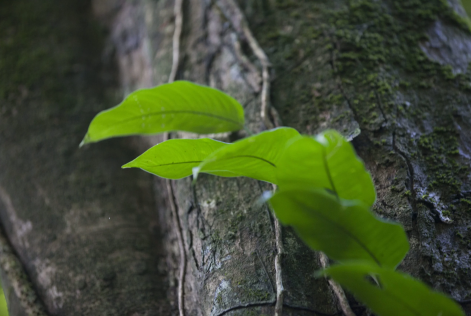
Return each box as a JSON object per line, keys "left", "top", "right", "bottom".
{"left": 0, "top": 1, "right": 173, "bottom": 315}
{"left": 1, "top": 0, "right": 471, "bottom": 316}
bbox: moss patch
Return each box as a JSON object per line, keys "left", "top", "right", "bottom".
{"left": 245, "top": 0, "right": 471, "bottom": 302}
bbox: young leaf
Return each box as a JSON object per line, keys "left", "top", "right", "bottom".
{"left": 276, "top": 130, "right": 376, "bottom": 207}
{"left": 122, "top": 138, "right": 228, "bottom": 179}
{"left": 81, "top": 81, "right": 245, "bottom": 145}
{"left": 193, "top": 127, "right": 300, "bottom": 183}
{"left": 265, "top": 188, "right": 409, "bottom": 269}
{"left": 320, "top": 262, "right": 464, "bottom": 316}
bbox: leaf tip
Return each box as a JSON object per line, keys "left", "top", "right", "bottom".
{"left": 121, "top": 162, "right": 134, "bottom": 169}
{"left": 79, "top": 133, "right": 91, "bottom": 148}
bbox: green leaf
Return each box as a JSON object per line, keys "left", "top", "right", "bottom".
{"left": 0, "top": 285, "right": 8, "bottom": 316}
{"left": 320, "top": 262, "right": 464, "bottom": 316}
{"left": 462, "top": 0, "right": 471, "bottom": 19}
{"left": 193, "top": 127, "right": 300, "bottom": 183}
{"left": 266, "top": 188, "right": 409, "bottom": 269}
{"left": 80, "top": 81, "right": 245, "bottom": 145}
{"left": 276, "top": 130, "right": 376, "bottom": 206}
{"left": 122, "top": 138, "right": 228, "bottom": 179}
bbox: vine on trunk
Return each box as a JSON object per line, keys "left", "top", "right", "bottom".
{"left": 81, "top": 80, "right": 464, "bottom": 316}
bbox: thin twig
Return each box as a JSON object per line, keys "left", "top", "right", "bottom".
{"left": 166, "top": 179, "right": 187, "bottom": 316}
{"left": 228, "top": 33, "right": 261, "bottom": 93}
{"left": 274, "top": 214, "right": 285, "bottom": 316}
{"left": 319, "top": 253, "right": 355, "bottom": 316}
{"left": 217, "top": 0, "right": 276, "bottom": 129}
{"left": 272, "top": 182, "right": 285, "bottom": 316}
{"left": 169, "top": 0, "right": 183, "bottom": 83}
{"left": 168, "top": 0, "right": 185, "bottom": 312}
{"left": 165, "top": 132, "right": 186, "bottom": 316}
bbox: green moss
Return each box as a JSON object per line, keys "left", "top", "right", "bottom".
{"left": 461, "top": 199, "right": 471, "bottom": 205}
{"left": 418, "top": 128, "right": 465, "bottom": 193}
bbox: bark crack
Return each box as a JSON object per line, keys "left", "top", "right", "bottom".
{"left": 374, "top": 90, "right": 388, "bottom": 124}
{"left": 186, "top": 202, "right": 201, "bottom": 271}
{"left": 392, "top": 130, "right": 418, "bottom": 216}
{"left": 325, "top": 32, "right": 361, "bottom": 126}
{"left": 255, "top": 248, "right": 275, "bottom": 294}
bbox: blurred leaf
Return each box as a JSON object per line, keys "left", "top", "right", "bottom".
{"left": 122, "top": 138, "right": 228, "bottom": 179}
{"left": 320, "top": 262, "right": 464, "bottom": 316}
{"left": 276, "top": 130, "right": 376, "bottom": 206}
{"left": 194, "top": 127, "right": 300, "bottom": 183}
{"left": 0, "top": 285, "right": 8, "bottom": 316}
{"left": 81, "top": 81, "right": 245, "bottom": 145}
{"left": 266, "top": 188, "right": 409, "bottom": 269}
{"left": 462, "top": 0, "right": 471, "bottom": 18}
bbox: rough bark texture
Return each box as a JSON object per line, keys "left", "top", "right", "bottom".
{"left": 0, "top": 1, "right": 173, "bottom": 315}
{"left": 1, "top": 0, "right": 471, "bottom": 315}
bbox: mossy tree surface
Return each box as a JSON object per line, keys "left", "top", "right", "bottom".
{"left": 0, "top": 1, "right": 173, "bottom": 315}
{"left": 143, "top": 0, "right": 471, "bottom": 314}
{"left": 129, "top": 0, "right": 471, "bottom": 315}
{"left": 244, "top": 0, "right": 471, "bottom": 308}
{"left": 1, "top": 0, "right": 471, "bottom": 315}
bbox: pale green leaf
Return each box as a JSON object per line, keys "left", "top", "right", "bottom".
{"left": 266, "top": 188, "right": 409, "bottom": 269}
{"left": 320, "top": 262, "right": 464, "bottom": 316}
{"left": 193, "top": 127, "right": 300, "bottom": 183}
{"left": 0, "top": 285, "right": 7, "bottom": 316}
{"left": 122, "top": 138, "right": 228, "bottom": 179}
{"left": 276, "top": 130, "right": 376, "bottom": 206}
{"left": 462, "top": 0, "right": 471, "bottom": 19}
{"left": 81, "top": 81, "right": 244, "bottom": 145}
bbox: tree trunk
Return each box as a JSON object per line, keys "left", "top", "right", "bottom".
{"left": 1, "top": 0, "right": 471, "bottom": 315}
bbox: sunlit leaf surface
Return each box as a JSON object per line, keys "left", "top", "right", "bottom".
{"left": 266, "top": 188, "right": 409, "bottom": 269}
{"left": 81, "top": 81, "right": 244, "bottom": 145}
{"left": 194, "top": 127, "right": 300, "bottom": 183}
{"left": 0, "top": 284, "right": 8, "bottom": 316}
{"left": 276, "top": 130, "right": 376, "bottom": 206}
{"left": 122, "top": 138, "right": 228, "bottom": 179}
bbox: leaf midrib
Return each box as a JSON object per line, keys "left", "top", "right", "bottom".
{"left": 96, "top": 110, "right": 243, "bottom": 134}
{"left": 148, "top": 155, "right": 277, "bottom": 169}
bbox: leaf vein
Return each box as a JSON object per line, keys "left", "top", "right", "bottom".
{"left": 100, "top": 110, "right": 243, "bottom": 133}
{"left": 292, "top": 199, "right": 382, "bottom": 267}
